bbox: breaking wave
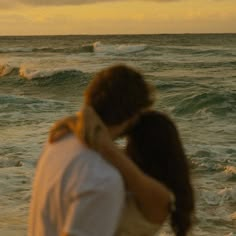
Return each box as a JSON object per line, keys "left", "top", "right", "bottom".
{"left": 94, "top": 41, "right": 147, "bottom": 54}
{"left": 0, "top": 63, "right": 89, "bottom": 81}
{"left": 172, "top": 91, "right": 236, "bottom": 116}
{"left": 0, "top": 42, "right": 147, "bottom": 55}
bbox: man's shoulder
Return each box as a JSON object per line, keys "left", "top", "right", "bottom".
{"left": 48, "top": 133, "right": 82, "bottom": 153}
{"left": 80, "top": 147, "right": 124, "bottom": 187}
{"left": 49, "top": 134, "right": 124, "bottom": 187}
{"left": 41, "top": 134, "right": 124, "bottom": 189}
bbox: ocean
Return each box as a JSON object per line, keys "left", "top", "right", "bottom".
{"left": 0, "top": 34, "right": 235, "bottom": 235}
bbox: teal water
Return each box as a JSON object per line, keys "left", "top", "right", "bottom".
{"left": 0, "top": 34, "right": 236, "bottom": 235}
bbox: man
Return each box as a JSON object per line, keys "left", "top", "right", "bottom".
{"left": 28, "top": 64, "right": 154, "bottom": 236}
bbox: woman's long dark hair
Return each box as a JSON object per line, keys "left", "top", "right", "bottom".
{"left": 126, "top": 111, "right": 194, "bottom": 236}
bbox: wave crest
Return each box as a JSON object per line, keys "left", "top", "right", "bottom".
{"left": 202, "top": 187, "right": 236, "bottom": 206}
{"left": 172, "top": 91, "right": 236, "bottom": 116}
{"left": 94, "top": 41, "right": 147, "bottom": 54}
{"left": 0, "top": 63, "right": 85, "bottom": 80}
{"left": 0, "top": 64, "right": 15, "bottom": 77}
{"left": 1, "top": 41, "right": 147, "bottom": 55}
{"left": 19, "top": 66, "right": 65, "bottom": 80}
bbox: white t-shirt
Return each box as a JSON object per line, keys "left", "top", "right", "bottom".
{"left": 28, "top": 134, "right": 125, "bottom": 236}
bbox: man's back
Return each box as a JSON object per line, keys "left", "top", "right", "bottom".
{"left": 28, "top": 134, "right": 125, "bottom": 236}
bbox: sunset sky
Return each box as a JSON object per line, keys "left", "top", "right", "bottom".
{"left": 0, "top": 0, "right": 236, "bottom": 35}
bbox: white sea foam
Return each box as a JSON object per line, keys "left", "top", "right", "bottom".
{"left": 0, "top": 64, "right": 14, "bottom": 77}
{"left": 201, "top": 187, "right": 236, "bottom": 206}
{"left": 19, "top": 65, "right": 81, "bottom": 80}
{"left": 19, "top": 65, "right": 52, "bottom": 79}
{"left": 0, "top": 47, "right": 33, "bottom": 53}
{"left": 93, "top": 41, "right": 147, "bottom": 54}
{"left": 230, "top": 211, "right": 236, "bottom": 220}
{"left": 224, "top": 165, "right": 236, "bottom": 175}
{"left": 224, "top": 233, "right": 236, "bottom": 236}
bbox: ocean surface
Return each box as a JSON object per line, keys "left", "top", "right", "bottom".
{"left": 0, "top": 34, "right": 235, "bottom": 236}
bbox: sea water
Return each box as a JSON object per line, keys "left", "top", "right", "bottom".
{"left": 0, "top": 34, "right": 235, "bottom": 235}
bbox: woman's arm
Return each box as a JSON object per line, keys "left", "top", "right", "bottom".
{"left": 77, "top": 106, "right": 172, "bottom": 224}
{"left": 97, "top": 139, "right": 171, "bottom": 224}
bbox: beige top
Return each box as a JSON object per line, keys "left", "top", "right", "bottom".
{"left": 116, "top": 193, "right": 161, "bottom": 236}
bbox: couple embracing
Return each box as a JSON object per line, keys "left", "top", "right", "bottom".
{"left": 28, "top": 64, "right": 194, "bottom": 236}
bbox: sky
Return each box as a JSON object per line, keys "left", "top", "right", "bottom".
{"left": 0, "top": 0, "right": 236, "bottom": 35}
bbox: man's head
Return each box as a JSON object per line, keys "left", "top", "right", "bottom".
{"left": 84, "top": 64, "right": 154, "bottom": 138}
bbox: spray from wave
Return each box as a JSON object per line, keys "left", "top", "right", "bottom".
{"left": 0, "top": 63, "right": 88, "bottom": 81}
{"left": 0, "top": 64, "right": 15, "bottom": 77}
{"left": 93, "top": 41, "right": 147, "bottom": 54}
{"left": 0, "top": 42, "right": 147, "bottom": 55}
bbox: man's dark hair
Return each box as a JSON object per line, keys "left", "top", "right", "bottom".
{"left": 84, "top": 64, "right": 154, "bottom": 126}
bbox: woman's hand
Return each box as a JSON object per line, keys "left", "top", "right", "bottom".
{"left": 48, "top": 106, "right": 112, "bottom": 151}
{"left": 49, "top": 115, "right": 78, "bottom": 143}
{"left": 76, "top": 106, "right": 112, "bottom": 150}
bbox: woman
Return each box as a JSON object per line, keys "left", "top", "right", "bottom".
{"left": 123, "top": 111, "right": 194, "bottom": 236}
{"left": 49, "top": 107, "right": 194, "bottom": 236}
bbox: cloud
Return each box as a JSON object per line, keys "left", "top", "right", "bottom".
{"left": 0, "top": 0, "right": 179, "bottom": 8}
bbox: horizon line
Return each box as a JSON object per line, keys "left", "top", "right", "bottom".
{"left": 1, "top": 32, "right": 236, "bottom": 37}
